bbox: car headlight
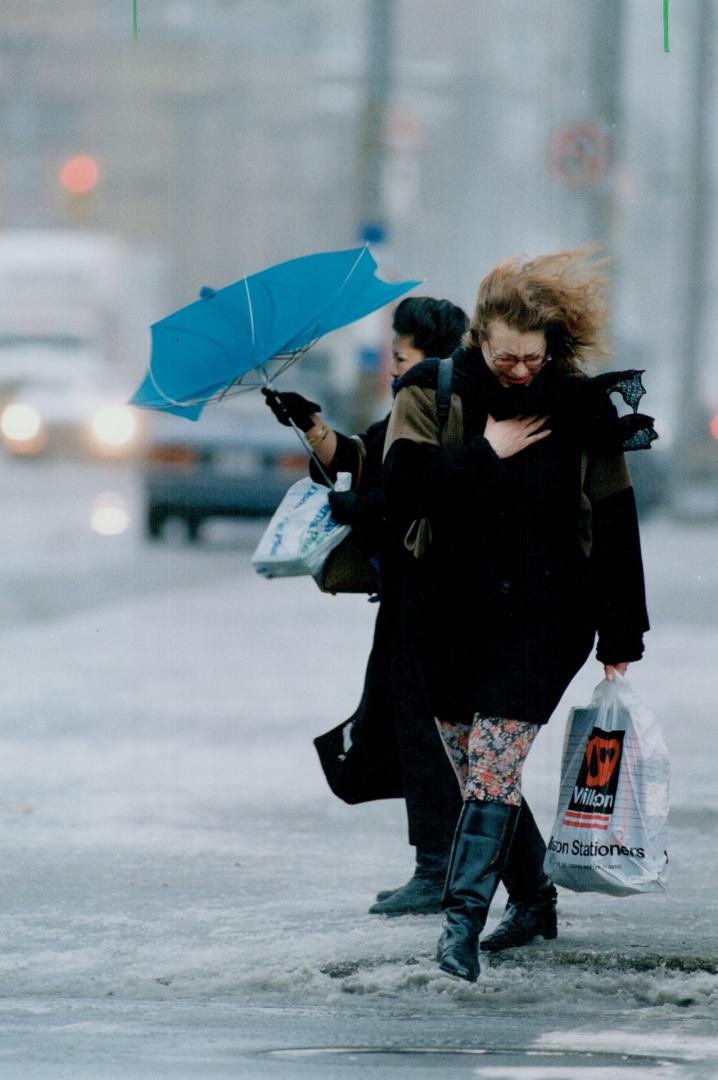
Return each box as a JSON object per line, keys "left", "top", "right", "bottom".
{"left": 91, "top": 405, "right": 137, "bottom": 448}
{"left": 1, "top": 404, "right": 43, "bottom": 443}
{"left": 91, "top": 491, "right": 131, "bottom": 536}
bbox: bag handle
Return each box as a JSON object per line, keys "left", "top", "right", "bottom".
{"left": 436, "top": 355, "right": 454, "bottom": 446}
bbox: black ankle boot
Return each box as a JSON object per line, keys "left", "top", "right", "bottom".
{"left": 436, "top": 800, "right": 519, "bottom": 983}
{"left": 479, "top": 892, "right": 557, "bottom": 953}
{"left": 480, "top": 800, "right": 557, "bottom": 953}
{"left": 369, "top": 848, "right": 450, "bottom": 915}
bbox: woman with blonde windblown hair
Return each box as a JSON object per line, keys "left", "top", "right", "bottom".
{"left": 383, "top": 248, "right": 656, "bottom": 982}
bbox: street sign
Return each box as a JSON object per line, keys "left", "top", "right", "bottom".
{"left": 548, "top": 122, "right": 611, "bottom": 191}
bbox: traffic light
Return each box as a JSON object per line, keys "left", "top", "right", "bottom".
{"left": 59, "top": 155, "right": 100, "bottom": 195}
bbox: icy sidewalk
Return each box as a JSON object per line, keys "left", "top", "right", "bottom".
{"left": 0, "top": 517, "right": 715, "bottom": 1076}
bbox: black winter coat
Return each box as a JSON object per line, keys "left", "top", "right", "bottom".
{"left": 311, "top": 415, "right": 463, "bottom": 845}
{"left": 382, "top": 347, "right": 652, "bottom": 727}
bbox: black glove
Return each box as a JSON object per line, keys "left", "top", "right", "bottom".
{"left": 327, "top": 490, "right": 359, "bottom": 524}
{"left": 261, "top": 388, "right": 321, "bottom": 432}
{"left": 328, "top": 489, "right": 384, "bottom": 527}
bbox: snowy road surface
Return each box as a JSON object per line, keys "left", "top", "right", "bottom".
{"left": 0, "top": 462, "right": 716, "bottom": 1078}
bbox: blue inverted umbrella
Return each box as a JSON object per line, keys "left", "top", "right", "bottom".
{"left": 130, "top": 246, "right": 421, "bottom": 421}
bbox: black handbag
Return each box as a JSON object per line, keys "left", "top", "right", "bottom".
{"left": 314, "top": 533, "right": 380, "bottom": 594}
{"left": 312, "top": 432, "right": 380, "bottom": 595}
{"left": 313, "top": 716, "right": 404, "bottom": 804}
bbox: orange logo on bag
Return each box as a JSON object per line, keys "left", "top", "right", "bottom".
{"left": 584, "top": 735, "right": 622, "bottom": 788}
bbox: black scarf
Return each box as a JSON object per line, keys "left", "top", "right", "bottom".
{"left": 401, "top": 346, "right": 657, "bottom": 455}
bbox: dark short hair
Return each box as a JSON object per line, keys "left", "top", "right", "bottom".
{"left": 392, "top": 297, "right": 468, "bottom": 359}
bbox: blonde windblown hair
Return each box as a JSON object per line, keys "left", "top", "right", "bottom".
{"left": 464, "top": 246, "right": 612, "bottom": 372}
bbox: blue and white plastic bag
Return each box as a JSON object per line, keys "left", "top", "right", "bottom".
{"left": 544, "top": 675, "right": 669, "bottom": 896}
{"left": 251, "top": 473, "right": 351, "bottom": 579}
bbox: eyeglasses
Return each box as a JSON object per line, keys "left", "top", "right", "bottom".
{"left": 488, "top": 347, "right": 549, "bottom": 371}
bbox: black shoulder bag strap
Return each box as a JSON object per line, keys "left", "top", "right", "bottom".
{"left": 436, "top": 354, "right": 455, "bottom": 445}
{"left": 401, "top": 354, "right": 456, "bottom": 562}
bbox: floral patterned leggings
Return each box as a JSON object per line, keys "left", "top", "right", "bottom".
{"left": 436, "top": 715, "right": 540, "bottom": 806}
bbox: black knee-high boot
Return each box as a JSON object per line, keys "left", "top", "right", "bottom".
{"left": 479, "top": 799, "right": 557, "bottom": 953}
{"left": 436, "top": 799, "right": 519, "bottom": 983}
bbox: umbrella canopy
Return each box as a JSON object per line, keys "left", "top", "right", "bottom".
{"left": 130, "top": 246, "right": 421, "bottom": 420}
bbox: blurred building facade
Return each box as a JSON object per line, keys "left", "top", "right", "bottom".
{"left": 1, "top": 0, "right": 716, "bottom": 452}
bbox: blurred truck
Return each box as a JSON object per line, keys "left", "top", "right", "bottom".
{"left": 0, "top": 230, "right": 164, "bottom": 458}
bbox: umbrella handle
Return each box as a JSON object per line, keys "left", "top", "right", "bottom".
{"left": 261, "top": 368, "right": 335, "bottom": 488}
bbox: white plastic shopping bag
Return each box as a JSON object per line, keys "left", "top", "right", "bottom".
{"left": 544, "top": 675, "right": 669, "bottom": 896}
{"left": 251, "top": 473, "right": 351, "bottom": 579}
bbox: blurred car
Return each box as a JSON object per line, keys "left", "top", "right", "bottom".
{"left": 0, "top": 360, "right": 139, "bottom": 459}
{"left": 142, "top": 398, "right": 312, "bottom": 541}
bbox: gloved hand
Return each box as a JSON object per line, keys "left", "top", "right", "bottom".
{"left": 328, "top": 489, "right": 384, "bottom": 527}
{"left": 261, "top": 388, "right": 321, "bottom": 432}
{"left": 327, "top": 490, "right": 359, "bottom": 524}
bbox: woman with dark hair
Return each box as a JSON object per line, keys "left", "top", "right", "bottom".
{"left": 383, "top": 249, "right": 656, "bottom": 981}
{"left": 264, "top": 297, "right": 470, "bottom": 915}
